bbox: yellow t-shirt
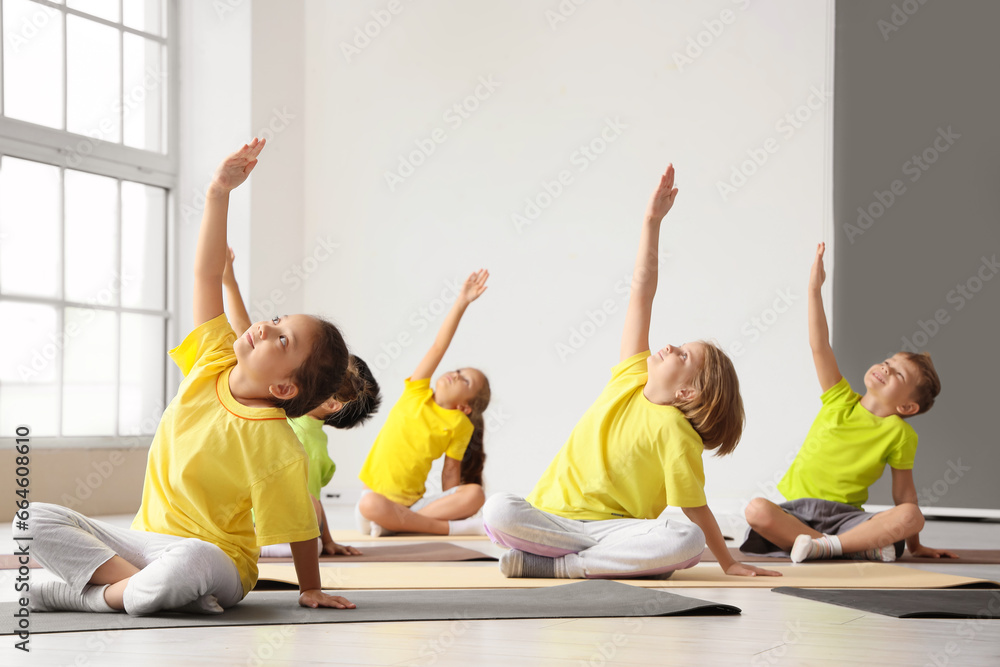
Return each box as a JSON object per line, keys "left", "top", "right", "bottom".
{"left": 132, "top": 314, "right": 318, "bottom": 595}
{"left": 358, "top": 377, "right": 474, "bottom": 505}
{"left": 777, "top": 377, "right": 918, "bottom": 509}
{"left": 526, "top": 351, "right": 707, "bottom": 521}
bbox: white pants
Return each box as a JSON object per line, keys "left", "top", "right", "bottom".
{"left": 16, "top": 503, "right": 243, "bottom": 615}
{"left": 482, "top": 493, "right": 705, "bottom": 578}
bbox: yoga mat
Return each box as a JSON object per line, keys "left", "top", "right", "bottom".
{"left": 330, "top": 529, "right": 488, "bottom": 542}
{"left": 256, "top": 561, "right": 1000, "bottom": 590}
{"left": 259, "top": 542, "right": 496, "bottom": 563}
{"left": 0, "top": 580, "right": 739, "bottom": 635}
{"left": 772, "top": 587, "right": 1000, "bottom": 618}
{"left": 701, "top": 547, "right": 1000, "bottom": 565}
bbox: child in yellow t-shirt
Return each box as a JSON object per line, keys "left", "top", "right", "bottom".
{"left": 356, "top": 270, "right": 492, "bottom": 537}
{"left": 19, "top": 140, "right": 358, "bottom": 616}
{"left": 221, "top": 248, "right": 382, "bottom": 558}
{"left": 483, "top": 165, "right": 779, "bottom": 580}
{"left": 742, "top": 243, "right": 957, "bottom": 563}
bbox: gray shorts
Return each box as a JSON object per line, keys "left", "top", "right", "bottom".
{"left": 740, "top": 498, "right": 905, "bottom": 558}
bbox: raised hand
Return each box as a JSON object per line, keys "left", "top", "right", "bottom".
{"left": 298, "top": 589, "right": 356, "bottom": 609}
{"left": 809, "top": 242, "right": 827, "bottom": 291}
{"left": 210, "top": 138, "right": 266, "bottom": 194}
{"left": 459, "top": 269, "right": 489, "bottom": 306}
{"left": 644, "top": 164, "right": 679, "bottom": 221}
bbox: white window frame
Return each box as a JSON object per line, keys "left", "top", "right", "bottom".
{"left": 0, "top": 0, "right": 179, "bottom": 449}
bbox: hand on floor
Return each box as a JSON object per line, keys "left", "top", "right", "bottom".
{"left": 726, "top": 562, "right": 782, "bottom": 577}
{"left": 298, "top": 589, "right": 356, "bottom": 609}
{"left": 909, "top": 545, "right": 959, "bottom": 559}
{"left": 323, "top": 541, "right": 362, "bottom": 556}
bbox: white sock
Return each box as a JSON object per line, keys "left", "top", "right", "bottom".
{"left": 791, "top": 534, "right": 843, "bottom": 563}
{"left": 259, "top": 543, "right": 293, "bottom": 559}
{"left": 30, "top": 581, "right": 116, "bottom": 613}
{"left": 354, "top": 502, "right": 372, "bottom": 535}
{"left": 448, "top": 516, "right": 485, "bottom": 536}
{"left": 369, "top": 521, "right": 396, "bottom": 538}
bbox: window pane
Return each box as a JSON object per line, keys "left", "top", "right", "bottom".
{"left": 123, "top": 34, "right": 164, "bottom": 152}
{"left": 123, "top": 0, "right": 163, "bottom": 36}
{"left": 119, "top": 314, "right": 164, "bottom": 434}
{"left": 67, "top": 0, "right": 118, "bottom": 22}
{"left": 0, "top": 301, "right": 60, "bottom": 436}
{"left": 65, "top": 170, "right": 118, "bottom": 304}
{"left": 62, "top": 307, "right": 116, "bottom": 435}
{"left": 0, "top": 158, "right": 61, "bottom": 298}
{"left": 67, "top": 15, "right": 121, "bottom": 142}
{"left": 2, "top": 0, "right": 65, "bottom": 129}
{"left": 121, "top": 181, "right": 165, "bottom": 309}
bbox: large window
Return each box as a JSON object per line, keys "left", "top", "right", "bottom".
{"left": 0, "top": 0, "right": 175, "bottom": 446}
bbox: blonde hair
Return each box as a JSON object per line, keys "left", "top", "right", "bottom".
{"left": 672, "top": 341, "right": 745, "bottom": 456}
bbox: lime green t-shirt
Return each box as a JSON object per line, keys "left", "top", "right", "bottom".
{"left": 287, "top": 415, "right": 335, "bottom": 501}
{"left": 359, "top": 378, "right": 474, "bottom": 506}
{"left": 132, "top": 314, "right": 318, "bottom": 596}
{"left": 777, "top": 377, "right": 918, "bottom": 509}
{"left": 526, "top": 351, "right": 707, "bottom": 521}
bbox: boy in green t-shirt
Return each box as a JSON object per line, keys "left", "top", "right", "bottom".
{"left": 741, "top": 243, "right": 957, "bottom": 562}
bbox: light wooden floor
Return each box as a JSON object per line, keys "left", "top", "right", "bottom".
{"left": 3, "top": 509, "right": 999, "bottom": 667}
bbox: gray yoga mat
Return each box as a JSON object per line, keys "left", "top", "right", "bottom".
{"left": 1, "top": 580, "right": 739, "bottom": 635}
{"left": 773, "top": 587, "right": 1000, "bottom": 618}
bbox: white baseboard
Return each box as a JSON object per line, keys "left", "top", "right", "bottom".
{"left": 864, "top": 504, "right": 1000, "bottom": 520}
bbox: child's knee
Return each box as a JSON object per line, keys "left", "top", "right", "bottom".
{"left": 744, "top": 498, "right": 775, "bottom": 530}
{"left": 482, "top": 492, "right": 525, "bottom": 533}
{"left": 357, "top": 491, "right": 384, "bottom": 519}
{"left": 897, "top": 503, "right": 924, "bottom": 534}
{"left": 461, "top": 484, "right": 486, "bottom": 510}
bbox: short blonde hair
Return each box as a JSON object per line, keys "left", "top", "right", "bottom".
{"left": 673, "top": 342, "right": 745, "bottom": 456}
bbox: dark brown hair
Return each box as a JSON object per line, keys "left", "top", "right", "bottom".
{"left": 460, "top": 373, "right": 491, "bottom": 486}
{"left": 324, "top": 355, "right": 382, "bottom": 429}
{"left": 273, "top": 316, "right": 348, "bottom": 419}
{"left": 672, "top": 342, "right": 745, "bottom": 456}
{"left": 899, "top": 351, "right": 942, "bottom": 416}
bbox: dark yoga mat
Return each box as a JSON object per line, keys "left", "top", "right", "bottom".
{"left": 0, "top": 579, "right": 739, "bottom": 635}
{"left": 773, "top": 587, "right": 1000, "bottom": 618}
{"left": 701, "top": 547, "right": 1000, "bottom": 565}
{"left": 259, "top": 542, "right": 497, "bottom": 564}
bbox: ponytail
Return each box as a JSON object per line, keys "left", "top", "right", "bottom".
{"left": 459, "top": 374, "right": 491, "bottom": 486}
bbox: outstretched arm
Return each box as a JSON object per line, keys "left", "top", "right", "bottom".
{"left": 291, "top": 539, "right": 357, "bottom": 609}
{"left": 682, "top": 505, "right": 781, "bottom": 577}
{"left": 892, "top": 468, "right": 958, "bottom": 559}
{"left": 193, "top": 139, "right": 265, "bottom": 327}
{"left": 411, "top": 269, "right": 489, "bottom": 382}
{"left": 808, "top": 243, "right": 843, "bottom": 392}
{"left": 222, "top": 246, "right": 253, "bottom": 335}
{"left": 621, "top": 166, "right": 677, "bottom": 362}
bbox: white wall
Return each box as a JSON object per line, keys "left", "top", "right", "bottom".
{"left": 176, "top": 0, "right": 253, "bottom": 347}
{"left": 293, "top": 0, "right": 834, "bottom": 527}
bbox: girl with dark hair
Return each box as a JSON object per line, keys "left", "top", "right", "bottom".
{"left": 356, "top": 270, "right": 491, "bottom": 537}
{"left": 18, "top": 140, "right": 357, "bottom": 617}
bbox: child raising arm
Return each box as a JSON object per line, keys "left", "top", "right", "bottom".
{"left": 356, "top": 270, "right": 492, "bottom": 536}
{"left": 483, "top": 165, "right": 780, "bottom": 579}
{"left": 742, "top": 243, "right": 957, "bottom": 562}
{"left": 18, "top": 140, "right": 356, "bottom": 615}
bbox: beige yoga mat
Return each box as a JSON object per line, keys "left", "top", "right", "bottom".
{"left": 256, "top": 561, "right": 1000, "bottom": 591}
{"left": 259, "top": 542, "right": 495, "bottom": 563}
{"left": 703, "top": 547, "right": 1000, "bottom": 565}
{"left": 330, "top": 529, "right": 488, "bottom": 542}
